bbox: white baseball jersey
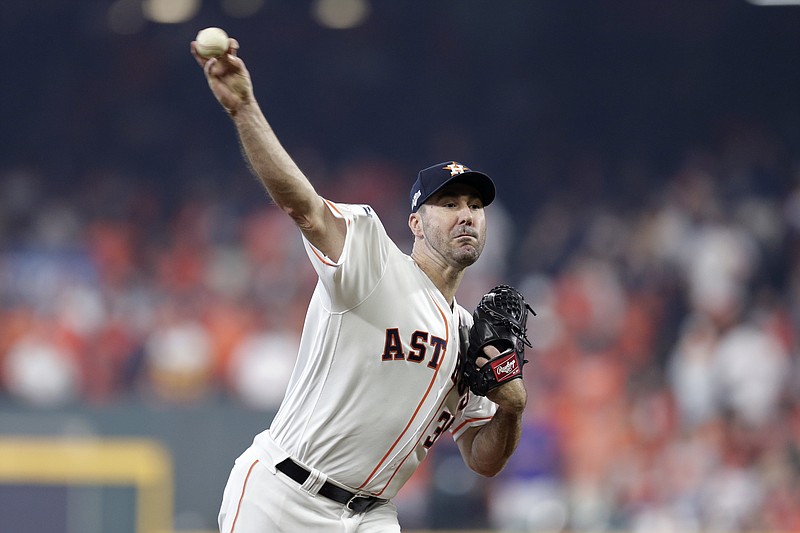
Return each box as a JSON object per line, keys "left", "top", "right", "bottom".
{"left": 254, "top": 199, "right": 496, "bottom": 499}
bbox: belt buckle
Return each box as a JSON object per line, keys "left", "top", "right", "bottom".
{"left": 346, "top": 494, "right": 374, "bottom": 513}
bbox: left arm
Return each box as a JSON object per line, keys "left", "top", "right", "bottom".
{"left": 456, "top": 347, "right": 527, "bottom": 477}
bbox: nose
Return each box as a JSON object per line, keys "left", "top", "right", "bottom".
{"left": 458, "top": 203, "right": 473, "bottom": 225}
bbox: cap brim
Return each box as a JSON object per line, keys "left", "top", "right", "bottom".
{"left": 431, "top": 171, "right": 496, "bottom": 208}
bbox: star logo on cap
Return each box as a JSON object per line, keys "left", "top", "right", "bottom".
{"left": 443, "top": 162, "right": 470, "bottom": 176}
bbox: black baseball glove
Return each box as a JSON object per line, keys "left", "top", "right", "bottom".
{"left": 462, "top": 285, "right": 535, "bottom": 396}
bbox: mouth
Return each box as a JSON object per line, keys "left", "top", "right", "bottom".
{"left": 454, "top": 232, "right": 478, "bottom": 243}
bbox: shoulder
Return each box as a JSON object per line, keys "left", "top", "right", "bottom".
{"left": 325, "top": 201, "right": 380, "bottom": 222}
{"left": 324, "top": 201, "right": 392, "bottom": 248}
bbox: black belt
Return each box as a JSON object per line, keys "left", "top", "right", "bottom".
{"left": 275, "top": 458, "right": 386, "bottom": 514}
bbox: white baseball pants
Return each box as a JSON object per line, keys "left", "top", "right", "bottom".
{"left": 218, "top": 445, "right": 402, "bottom": 532}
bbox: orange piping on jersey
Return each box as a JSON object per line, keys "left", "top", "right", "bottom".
{"left": 323, "top": 198, "right": 344, "bottom": 217}
{"left": 309, "top": 245, "right": 338, "bottom": 267}
{"left": 229, "top": 459, "right": 259, "bottom": 533}
{"left": 374, "top": 381, "right": 458, "bottom": 496}
{"left": 357, "top": 296, "right": 450, "bottom": 490}
{"left": 451, "top": 416, "right": 493, "bottom": 436}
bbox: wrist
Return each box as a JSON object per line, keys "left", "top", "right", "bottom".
{"left": 228, "top": 98, "right": 259, "bottom": 120}
{"left": 487, "top": 379, "right": 527, "bottom": 413}
{"left": 496, "top": 397, "right": 526, "bottom": 416}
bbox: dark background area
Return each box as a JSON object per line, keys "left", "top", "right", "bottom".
{"left": 3, "top": 1, "right": 800, "bottom": 219}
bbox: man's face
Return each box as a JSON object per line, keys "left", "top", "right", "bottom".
{"left": 415, "top": 183, "right": 487, "bottom": 268}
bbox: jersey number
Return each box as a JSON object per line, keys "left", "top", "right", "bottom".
{"left": 424, "top": 411, "right": 454, "bottom": 448}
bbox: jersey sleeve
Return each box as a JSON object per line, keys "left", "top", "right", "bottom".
{"left": 302, "top": 200, "right": 392, "bottom": 312}
{"left": 450, "top": 392, "right": 498, "bottom": 441}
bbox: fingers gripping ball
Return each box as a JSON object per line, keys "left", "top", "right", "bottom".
{"left": 195, "top": 27, "right": 230, "bottom": 58}
{"left": 463, "top": 285, "right": 535, "bottom": 396}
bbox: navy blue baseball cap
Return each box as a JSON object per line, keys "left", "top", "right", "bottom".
{"left": 409, "top": 161, "right": 496, "bottom": 213}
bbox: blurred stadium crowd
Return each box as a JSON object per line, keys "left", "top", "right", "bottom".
{"left": 2, "top": 1, "right": 800, "bottom": 532}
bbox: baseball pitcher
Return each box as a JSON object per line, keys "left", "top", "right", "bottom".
{"left": 192, "top": 34, "right": 533, "bottom": 533}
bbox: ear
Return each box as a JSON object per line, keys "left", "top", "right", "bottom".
{"left": 408, "top": 212, "right": 424, "bottom": 239}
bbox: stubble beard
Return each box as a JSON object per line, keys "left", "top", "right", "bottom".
{"left": 452, "top": 239, "right": 483, "bottom": 267}
{"left": 434, "top": 228, "right": 485, "bottom": 269}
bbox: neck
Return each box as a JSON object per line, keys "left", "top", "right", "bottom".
{"left": 411, "top": 250, "right": 465, "bottom": 305}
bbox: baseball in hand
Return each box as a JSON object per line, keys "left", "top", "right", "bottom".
{"left": 195, "top": 27, "right": 230, "bottom": 58}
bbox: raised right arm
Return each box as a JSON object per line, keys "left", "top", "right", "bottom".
{"left": 191, "top": 37, "right": 346, "bottom": 261}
